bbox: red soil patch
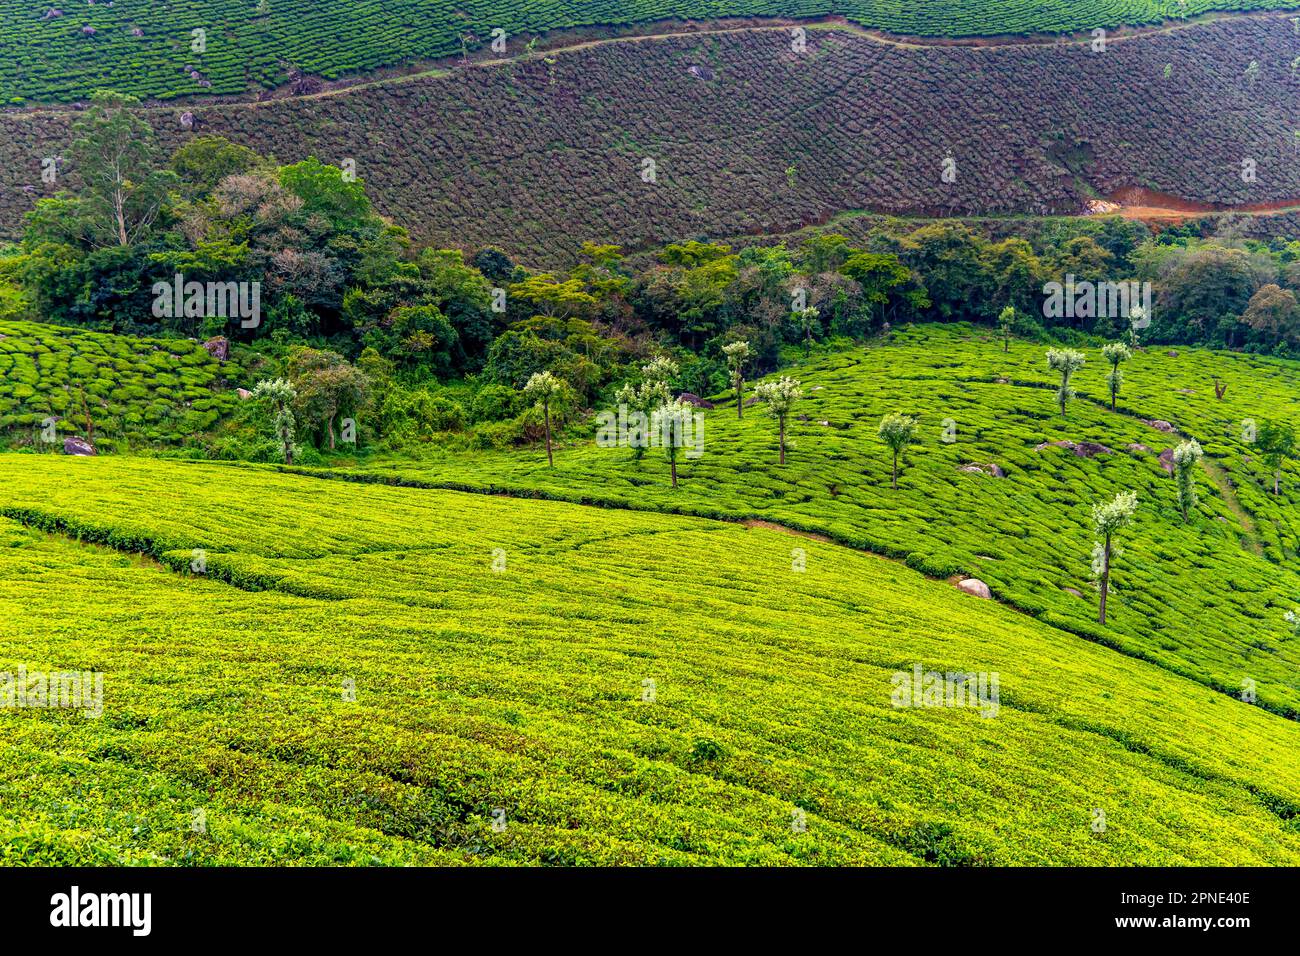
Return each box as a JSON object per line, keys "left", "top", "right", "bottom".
{"left": 1106, "top": 187, "right": 1300, "bottom": 224}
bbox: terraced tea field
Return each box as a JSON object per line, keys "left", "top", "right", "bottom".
{"left": 3, "top": 1, "right": 1297, "bottom": 103}
{"left": 0, "top": 456, "right": 1297, "bottom": 865}
{"left": 0, "top": 320, "right": 236, "bottom": 450}
{"left": 4, "top": 14, "right": 1300, "bottom": 258}
{"left": 328, "top": 326, "right": 1300, "bottom": 718}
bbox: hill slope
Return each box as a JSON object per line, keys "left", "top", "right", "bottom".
{"left": 328, "top": 326, "right": 1300, "bottom": 717}
{"left": 3, "top": 16, "right": 1300, "bottom": 259}
{"left": 0, "top": 455, "right": 1297, "bottom": 865}
{"left": 0, "top": 320, "right": 237, "bottom": 450}
{"left": 3, "top": 2, "right": 1299, "bottom": 103}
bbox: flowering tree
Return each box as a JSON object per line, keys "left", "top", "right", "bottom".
{"left": 252, "top": 378, "right": 298, "bottom": 465}
{"left": 1092, "top": 491, "right": 1139, "bottom": 625}
{"left": 653, "top": 400, "right": 694, "bottom": 488}
{"left": 615, "top": 356, "right": 676, "bottom": 459}
{"left": 1100, "top": 342, "right": 1131, "bottom": 411}
{"left": 524, "top": 370, "right": 567, "bottom": 467}
{"left": 1046, "top": 348, "right": 1086, "bottom": 417}
{"left": 722, "top": 340, "right": 753, "bottom": 419}
{"left": 753, "top": 376, "right": 802, "bottom": 465}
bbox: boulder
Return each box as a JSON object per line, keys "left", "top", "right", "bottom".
{"left": 956, "top": 578, "right": 992, "bottom": 599}
{"left": 1126, "top": 442, "right": 1153, "bottom": 454}
{"left": 1034, "top": 439, "right": 1075, "bottom": 452}
{"left": 1158, "top": 448, "right": 1175, "bottom": 475}
{"left": 236, "top": 388, "right": 253, "bottom": 400}
{"left": 1072, "top": 441, "right": 1113, "bottom": 458}
{"left": 1166, "top": 350, "right": 1179, "bottom": 357}
{"left": 959, "top": 462, "right": 1005, "bottom": 477}
{"left": 203, "top": 336, "right": 230, "bottom": 362}
{"left": 687, "top": 64, "right": 714, "bottom": 81}
{"left": 677, "top": 392, "right": 715, "bottom": 409}
{"left": 743, "top": 396, "right": 760, "bottom": 407}
{"left": 1062, "top": 586, "right": 1084, "bottom": 598}
{"left": 1144, "top": 419, "right": 1176, "bottom": 433}
{"left": 63, "top": 436, "right": 96, "bottom": 456}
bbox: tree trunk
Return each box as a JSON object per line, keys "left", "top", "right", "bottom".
{"left": 1111, "top": 386, "right": 1117, "bottom": 412}
{"left": 544, "top": 400, "right": 553, "bottom": 467}
{"left": 1003, "top": 335, "right": 1008, "bottom": 353}
{"left": 892, "top": 450, "right": 898, "bottom": 490}
{"left": 670, "top": 456, "right": 677, "bottom": 488}
{"left": 113, "top": 184, "right": 129, "bottom": 246}
{"left": 327, "top": 413, "right": 336, "bottom": 450}
{"left": 778, "top": 418, "right": 786, "bottom": 466}
{"left": 736, "top": 381, "right": 743, "bottom": 419}
{"left": 1098, "top": 535, "right": 1112, "bottom": 625}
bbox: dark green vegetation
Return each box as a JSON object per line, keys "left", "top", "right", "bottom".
{"left": 1, "top": 456, "right": 1297, "bottom": 864}
{"left": 4, "top": 1, "right": 1298, "bottom": 103}
{"left": 4, "top": 91, "right": 1300, "bottom": 464}
{"left": 4, "top": 16, "right": 1300, "bottom": 257}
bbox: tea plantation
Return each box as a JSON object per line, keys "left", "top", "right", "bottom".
{"left": 330, "top": 325, "right": 1300, "bottom": 718}
{"left": 0, "top": 457, "right": 1297, "bottom": 865}
{"left": 0, "top": 319, "right": 236, "bottom": 450}
{"left": 2, "top": 0, "right": 1297, "bottom": 102}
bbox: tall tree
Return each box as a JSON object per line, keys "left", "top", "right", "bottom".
{"left": 1101, "top": 342, "right": 1131, "bottom": 411}
{"left": 524, "top": 370, "right": 567, "bottom": 467}
{"left": 68, "top": 90, "right": 177, "bottom": 247}
{"left": 752, "top": 377, "right": 802, "bottom": 466}
{"left": 1092, "top": 491, "right": 1139, "bottom": 625}
{"left": 997, "top": 306, "right": 1016, "bottom": 352}
{"left": 1046, "top": 348, "right": 1086, "bottom": 416}
{"left": 252, "top": 379, "right": 298, "bottom": 465}
{"left": 654, "top": 400, "right": 694, "bottom": 489}
{"left": 287, "top": 348, "right": 372, "bottom": 450}
{"left": 722, "top": 340, "right": 753, "bottom": 419}
{"left": 877, "top": 413, "right": 919, "bottom": 490}
{"left": 1256, "top": 420, "right": 1296, "bottom": 495}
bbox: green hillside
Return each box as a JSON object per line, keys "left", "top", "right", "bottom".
{"left": 323, "top": 325, "right": 1300, "bottom": 717}
{"left": 3, "top": 0, "right": 1298, "bottom": 103}
{"left": 0, "top": 455, "right": 1297, "bottom": 865}
{"left": 0, "top": 319, "right": 237, "bottom": 450}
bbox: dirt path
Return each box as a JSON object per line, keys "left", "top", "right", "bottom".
{"left": 1200, "top": 456, "right": 1266, "bottom": 555}
{"left": 7, "top": 8, "right": 1300, "bottom": 117}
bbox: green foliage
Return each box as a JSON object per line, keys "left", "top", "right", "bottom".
{"left": 0, "top": 455, "right": 1298, "bottom": 864}
{"left": 338, "top": 325, "right": 1300, "bottom": 717}
{"left": 1172, "top": 440, "right": 1204, "bottom": 521}
{"left": 0, "top": 319, "right": 235, "bottom": 449}
{"left": 877, "top": 412, "right": 919, "bottom": 488}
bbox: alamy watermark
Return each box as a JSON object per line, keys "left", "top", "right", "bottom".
{"left": 152, "top": 273, "right": 261, "bottom": 329}
{"left": 891, "top": 663, "right": 999, "bottom": 719}
{"left": 595, "top": 404, "right": 705, "bottom": 458}
{"left": 1, "top": 666, "right": 103, "bottom": 718}
{"left": 1043, "top": 276, "right": 1151, "bottom": 325}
